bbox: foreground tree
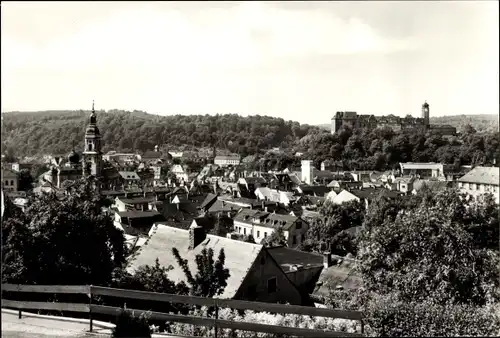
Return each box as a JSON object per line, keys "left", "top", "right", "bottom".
{"left": 172, "top": 247, "right": 230, "bottom": 298}
{"left": 1, "top": 177, "right": 127, "bottom": 286}
{"left": 302, "top": 200, "right": 365, "bottom": 255}
{"left": 357, "top": 189, "right": 499, "bottom": 306}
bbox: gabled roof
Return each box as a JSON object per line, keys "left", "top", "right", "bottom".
{"left": 214, "top": 155, "right": 240, "bottom": 161}
{"left": 118, "top": 171, "right": 141, "bottom": 180}
{"left": 117, "top": 196, "right": 156, "bottom": 205}
{"left": 127, "top": 224, "right": 263, "bottom": 299}
{"left": 234, "top": 209, "right": 300, "bottom": 231}
{"left": 298, "top": 185, "right": 329, "bottom": 197}
{"left": 457, "top": 166, "right": 499, "bottom": 186}
{"left": 200, "top": 193, "right": 218, "bottom": 209}
{"left": 142, "top": 151, "right": 162, "bottom": 159}
{"left": 267, "top": 246, "right": 324, "bottom": 272}
{"left": 117, "top": 210, "right": 162, "bottom": 219}
{"left": 313, "top": 256, "right": 362, "bottom": 297}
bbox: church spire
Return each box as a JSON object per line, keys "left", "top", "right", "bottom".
{"left": 92, "top": 100, "right": 95, "bottom": 114}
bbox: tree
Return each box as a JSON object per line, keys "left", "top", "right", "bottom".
{"left": 1, "top": 177, "right": 127, "bottom": 286}
{"left": 172, "top": 247, "right": 230, "bottom": 298}
{"left": 304, "top": 200, "right": 365, "bottom": 254}
{"left": 17, "top": 169, "right": 34, "bottom": 191}
{"left": 357, "top": 189, "right": 500, "bottom": 306}
{"left": 261, "top": 226, "right": 287, "bottom": 247}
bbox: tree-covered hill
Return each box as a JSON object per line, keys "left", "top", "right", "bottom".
{"left": 317, "top": 114, "right": 499, "bottom": 133}
{"left": 1, "top": 110, "right": 320, "bottom": 157}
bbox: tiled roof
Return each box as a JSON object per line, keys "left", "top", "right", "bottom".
{"left": 400, "top": 162, "right": 443, "bottom": 170}
{"left": 234, "top": 209, "right": 300, "bottom": 231}
{"left": 200, "top": 193, "right": 218, "bottom": 209}
{"left": 142, "top": 151, "right": 162, "bottom": 159}
{"left": 118, "top": 196, "right": 156, "bottom": 205}
{"left": 214, "top": 155, "right": 240, "bottom": 161}
{"left": 313, "top": 257, "right": 362, "bottom": 297}
{"left": 118, "top": 171, "right": 141, "bottom": 180}
{"left": 117, "top": 210, "right": 162, "bottom": 219}
{"left": 457, "top": 166, "right": 499, "bottom": 186}
{"left": 127, "top": 224, "right": 263, "bottom": 299}
{"left": 267, "top": 246, "right": 324, "bottom": 271}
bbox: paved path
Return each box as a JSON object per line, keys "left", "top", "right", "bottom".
{"left": 2, "top": 310, "right": 189, "bottom": 338}
{"left": 1, "top": 311, "right": 109, "bottom": 337}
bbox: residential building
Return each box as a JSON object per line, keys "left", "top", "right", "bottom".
{"left": 456, "top": 166, "right": 499, "bottom": 204}
{"left": 127, "top": 224, "right": 304, "bottom": 305}
{"left": 171, "top": 164, "right": 189, "bottom": 183}
{"left": 11, "top": 162, "right": 33, "bottom": 173}
{"left": 2, "top": 169, "right": 18, "bottom": 192}
{"left": 118, "top": 171, "right": 141, "bottom": 188}
{"left": 312, "top": 254, "right": 362, "bottom": 303}
{"left": 399, "top": 162, "right": 445, "bottom": 178}
{"left": 233, "top": 209, "right": 308, "bottom": 247}
{"left": 214, "top": 155, "right": 241, "bottom": 167}
{"left": 331, "top": 188, "right": 404, "bottom": 208}
{"left": 113, "top": 210, "right": 164, "bottom": 236}
{"left": 267, "top": 246, "right": 324, "bottom": 297}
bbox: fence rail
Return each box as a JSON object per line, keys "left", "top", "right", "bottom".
{"left": 1, "top": 283, "right": 364, "bottom": 337}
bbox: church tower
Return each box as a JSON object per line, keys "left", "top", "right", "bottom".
{"left": 82, "top": 101, "right": 103, "bottom": 177}
{"left": 421, "top": 101, "right": 430, "bottom": 128}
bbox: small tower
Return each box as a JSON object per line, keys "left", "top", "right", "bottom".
{"left": 82, "top": 101, "right": 103, "bottom": 177}
{"left": 421, "top": 101, "right": 430, "bottom": 128}
{"left": 301, "top": 160, "right": 313, "bottom": 185}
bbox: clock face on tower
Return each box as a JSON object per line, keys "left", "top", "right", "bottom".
{"left": 424, "top": 108, "right": 429, "bottom": 113}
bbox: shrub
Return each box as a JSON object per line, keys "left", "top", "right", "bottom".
{"left": 112, "top": 308, "right": 151, "bottom": 338}
{"left": 164, "top": 306, "right": 360, "bottom": 337}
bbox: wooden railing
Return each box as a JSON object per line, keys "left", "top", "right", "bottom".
{"left": 1, "top": 284, "right": 364, "bottom": 337}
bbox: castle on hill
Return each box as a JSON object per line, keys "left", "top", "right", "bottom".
{"left": 330, "top": 101, "right": 456, "bottom": 136}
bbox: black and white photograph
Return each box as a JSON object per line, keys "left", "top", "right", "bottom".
{"left": 1, "top": 1, "right": 499, "bottom": 337}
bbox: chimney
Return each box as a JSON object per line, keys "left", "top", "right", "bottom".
{"left": 143, "top": 191, "right": 147, "bottom": 197}
{"left": 261, "top": 200, "right": 265, "bottom": 210}
{"left": 264, "top": 206, "right": 268, "bottom": 212}
{"left": 189, "top": 226, "right": 206, "bottom": 250}
{"left": 323, "top": 252, "right": 332, "bottom": 269}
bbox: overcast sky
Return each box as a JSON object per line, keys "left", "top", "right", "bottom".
{"left": 1, "top": 1, "right": 498, "bottom": 124}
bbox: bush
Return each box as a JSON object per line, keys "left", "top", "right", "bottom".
{"left": 112, "top": 308, "right": 152, "bottom": 338}
{"left": 327, "top": 290, "right": 500, "bottom": 337}
{"left": 363, "top": 294, "right": 500, "bottom": 337}
{"left": 165, "top": 306, "right": 360, "bottom": 337}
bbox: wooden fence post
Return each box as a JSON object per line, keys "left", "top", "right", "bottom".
{"left": 214, "top": 299, "right": 219, "bottom": 338}
{"left": 89, "top": 285, "right": 93, "bottom": 332}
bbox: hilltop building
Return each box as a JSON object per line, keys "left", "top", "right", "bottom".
{"left": 330, "top": 102, "right": 456, "bottom": 136}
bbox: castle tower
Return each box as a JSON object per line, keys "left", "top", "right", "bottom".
{"left": 421, "top": 101, "right": 430, "bottom": 128}
{"left": 301, "top": 160, "right": 313, "bottom": 185}
{"left": 82, "top": 101, "right": 103, "bottom": 177}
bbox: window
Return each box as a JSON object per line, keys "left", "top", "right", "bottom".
{"left": 5, "top": 180, "right": 8, "bottom": 186}
{"left": 10, "top": 180, "right": 14, "bottom": 185}
{"left": 264, "top": 232, "right": 267, "bottom": 238}
{"left": 267, "top": 277, "right": 277, "bottom": 293}
{"left": 292, "top": 235, "right": 297, "bottom": 245}
{"left": 244, "top": 228, "right": 246, "bottom": 235}
{"left": 295, "top": 221, "right": 302, "bottom": 230}
{"left": 257, "top": 230, "right": 260, "bottom": 238}
{"left": 301, "top": 234, "right": 305, "bottom": 242}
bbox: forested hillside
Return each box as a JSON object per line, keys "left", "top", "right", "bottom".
{"left": 1, "top": 110, "right": 320, "bottom": 157}
{"left": 318, "top": 114, "right": 499, "bottom": 133}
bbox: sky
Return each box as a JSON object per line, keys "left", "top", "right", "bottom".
{"left": 1, "top": 1, "right": 499, "bottom": 125}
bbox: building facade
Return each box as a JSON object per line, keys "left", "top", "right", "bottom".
{"left": 330, "top": 101, "right": 456, "bottom": 135}
{"left": 457, "top": 166, "right": 499, "bottom": 204}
